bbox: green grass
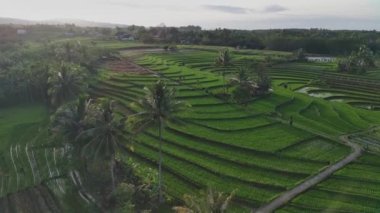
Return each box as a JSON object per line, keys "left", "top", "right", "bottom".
{"left": 135, "top": 133, "right": 301, "bottom": 188}
{"left": 131, "top": 142, "right": 279, "bottom": 205}
{"left": 145, "top": 129, "right": 326, "bottom": 174}
{"left": 91, "top": 49, "right": 380, "bottom": 211}
{"left": 171, "top": 122, "right": 313, "bottom": 152}
{"left": 278, "top": 138, "right": 351, "bottom": 162}
{"left": 279, "top": 154, "right": 380, "bottom": 212}
{"left": 0, "top": 104, "right": 65, "bottom": 197}
{"left": 280, "top": 189, "right": 380, "bottom": 213}
{"left": 191, "top": 115, "right": 274, "bottom": 131}
{"left": 0, "top": 104, "right": 48, "bottom": 148}
{"left": 94, "top": 40, "right": 157, "bottom": 50}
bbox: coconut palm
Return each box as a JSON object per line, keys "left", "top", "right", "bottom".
{"left": 229, "top": 66, "right": 255, "bottom": 88}
{"left": 173, "top": 188, "right": 234, "bottom": 213}
{"left": 293, "top": 48, "right": 306, "bottom": 61}
{"left": 229, "top": 67, "right": 257, "bottom": 104}
{"left": 27, "top": 62, "right": 50, "bottom": 103}
{"left": 50, "top": 96, "right": 95, "bottom": 179}
{"left": 130, "top": 81, "right": 187, "bottom": 203}
{"left": 50, "top": 96, "right": 92, "bottom": 142}
{"left": 256, "top": 64, "right": 271, "bottom": 94}
{"left": 356, "top": 45, "right": 375, "bottom": 67}
{"left": 48, "top": 62, "right": 87, "bottom": 107}
{"left": 215, "top": 49, "right": 232, "bottom": 93}
{"left": 79, "top": 98, "right": 128, "bottom": 191}
{"left": 215, "top": 49, "right": 231, "bottom": 67}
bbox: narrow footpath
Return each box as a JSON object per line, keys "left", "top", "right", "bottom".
{"left": 254, "top": 136, "right": 362, "bottom": 213}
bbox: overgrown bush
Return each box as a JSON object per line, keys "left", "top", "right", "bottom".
{"left": 337, "top": 45, "right": 375, "bottom": 74}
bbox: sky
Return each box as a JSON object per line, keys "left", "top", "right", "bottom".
{"left": 1, "top": 0, "right": 380, "bottom": 30}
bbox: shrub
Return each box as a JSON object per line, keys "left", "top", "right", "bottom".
{"left": 337, "top": 45, "right": 375, "bottom": 74}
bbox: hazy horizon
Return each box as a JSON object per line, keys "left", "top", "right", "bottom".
{"left": 1, "top": 0, "right": 380, "bottom": 30}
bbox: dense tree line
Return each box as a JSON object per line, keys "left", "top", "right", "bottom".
{"left": 0, "top": 24, "right": 117, "bottom": 45}
{"left": 50, "top": 80, "right": 191, "bottom": 211}
{"left": 0, "top": 40, "right": 110, "bottom": 106}
{"left": 118, "top": 25, "right": 380, "bottom": 55}
{"left": 0, "top": 35, "right": 228, "bottom": 211}
{"left": 3, "top": 23, "right": 379, "bottom": 55}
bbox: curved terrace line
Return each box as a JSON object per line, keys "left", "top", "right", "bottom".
{"left": 254, "top": 136, "right": 363, "bottom": 213}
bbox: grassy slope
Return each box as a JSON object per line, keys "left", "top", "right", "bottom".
{"left": 0, "top": 104, "right": 92, "bottom": 212}
{"left": 90, "top": 52, "right": 358, "bottom": 210}
{"left": 0, "top": 104, "right": 48, "bottom": 148}
{"left": 0, "top": 105, "right": 51, "bottom": 194}
{"left": 90, "top": 44, "right": 380, "bottom": 212}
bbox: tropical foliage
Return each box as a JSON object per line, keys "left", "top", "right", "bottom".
{"left": 230, "top": 67, "right": 257, "bottom": 104}
{"left": 173, "top": 188, "right": 234, "bottom": 213}
{"left": 293, "top": 48, "right": 306, "bottom": 61}
{"left": 1, "top": 26, "right": 380, "bottom": 213}
{"left": 48, "top": 63, "right": 88, "bottom": 107}
{"left": 337, "top": 45, "right": 375, "bottom": 73}
{"left": 0, "top": 40, "right": 108, "bottom": 106}
{"left": 215, "top": 49, "right": 232, "bottom": 93}
{"left": 256, "top": 64, "right": 271, "bottom": 94}
{"left": 230, "top": 64, "right": 271, "bottom": 104}
{"left": 130, "top": 80, "right": 188, "bottom": 203}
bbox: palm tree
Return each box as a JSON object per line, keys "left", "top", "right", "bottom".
{"left": 293, "top": 48, "right": 306, "bottom": 61}
{"left": 173, "top": 188, "right": 234, "bottom": 213}
{"left": 351, "top": 45, "right": 375, "bottom": 73}
{"left": 215, "top": 49, "right": 232, "bottom": 94}
{"left": 50, "top": 96, "right": 94, "bottom": 178}
{"left": 27, "top": 62, "right": 49, "bottom": 103}
{"left": 256, "top": 64, "right": 271, "bottom": 94}
{"left": 215, "top": 49, "right": 231, "bottom": 67}
{"left": 130, "top": 81, "right": 187, "bottom": 203}
{"left": 50, "top": 96, "right": 91, "bottom": 142}
{"left": 229, "top": 66, "right": 254, "bottom": 88}
{"left": 229, "top": 67, "right": 257, "bottom": 104}
{"left": 48, "top": 62, "right": 87, "bottom": 107}
{"left": 51, "top": 98, "right": 128, "bottom": 191}
{"left": 79, "top": 98, "right": 128, "bottom": 191}
{"left": 356, "top": 45, "right": 375, "bottom": 67}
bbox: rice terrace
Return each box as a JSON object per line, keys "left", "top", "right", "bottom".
{"left": 1, "top": 1, "right": 380, "bottom": 212}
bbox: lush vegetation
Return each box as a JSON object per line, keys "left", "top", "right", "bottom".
{"left": 1, "top": 24, "right": 380, "bottom": 212}
{"left": 337, "top": 45, "right": 375, "bottom": 74}
{"left": 0, "top": 33, "right": 161, "bottom": 211}
{"left": 114, "top": 25, "right": 380, "bottom": 54}
{"left": 87, "top": 44, "right": 380, "bottom": 211}
{"left": 279, "top": 154, "right": 380, "bottom": 213}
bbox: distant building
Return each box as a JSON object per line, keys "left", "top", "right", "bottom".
{"left": 64, "top": 32, "right": 76, "bottom": 37}
{"left": 306, "top": 56, "right": 335, "bottom": 63}
{"left": 115, "top": 32, "right": 135, "bottom": 41}
{"left": 16, "top": 29, "right": 27, "bottom": 35}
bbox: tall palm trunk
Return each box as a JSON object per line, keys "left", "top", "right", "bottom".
{"left": 222, "top": 71, "right": 226, "bottom": 93}
{"left": 222, "top": 70, "right": 228, "bottom": 94}
{"left": 158, "top": 120, "right": 164, "bottom": 203}
{"left": 110, "top": 156, "right": 116, "bottom": 191}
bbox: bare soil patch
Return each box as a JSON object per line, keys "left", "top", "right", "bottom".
{"left": 105, "top": 59, "right": 151, "bottom": 74}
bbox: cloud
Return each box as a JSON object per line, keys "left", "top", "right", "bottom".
{"left": 98, "top": 1, "right": 141, "bottom": 8}
{"left": 264, "top": 5, "right": 288, "bottom": 13}
{"left": 203, "top": 5, "right": 253, "bottom": 14}
{"left": 202, "top": 4, "right": 287, "bottom": 15}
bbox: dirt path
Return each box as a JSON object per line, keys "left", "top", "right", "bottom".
{"left": 254, "top": 136, "right": 362, "bottom": 213}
